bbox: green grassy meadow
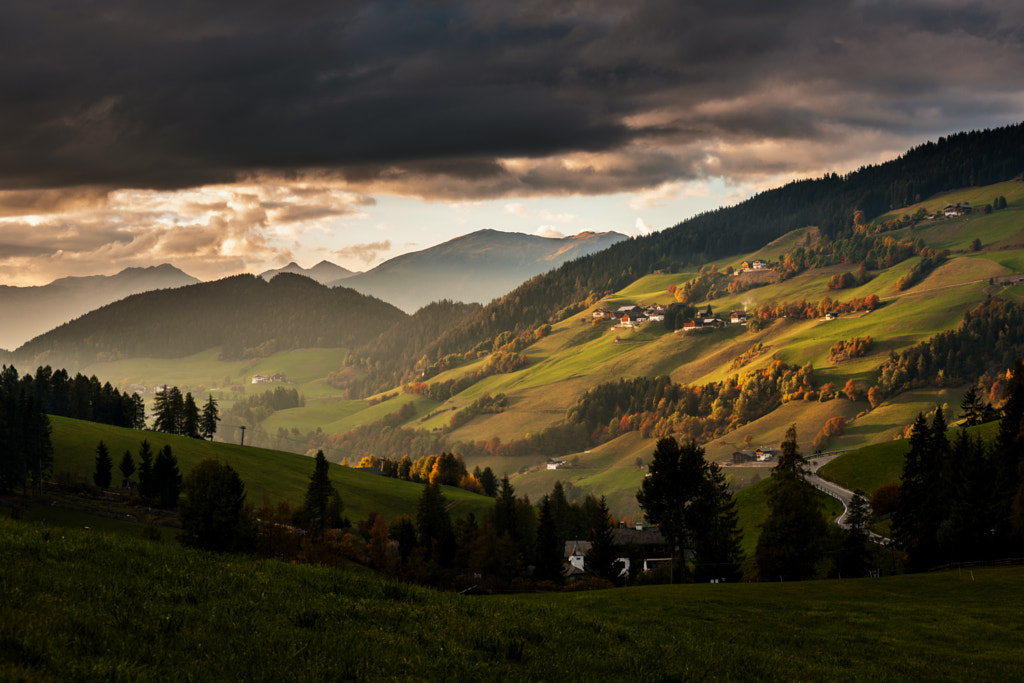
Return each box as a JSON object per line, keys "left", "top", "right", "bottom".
{"left": 48, "top": 416, "right": 495, "bottom": 524}
{"left": 3, "top": 516, "right": 1022, "bottom": 681}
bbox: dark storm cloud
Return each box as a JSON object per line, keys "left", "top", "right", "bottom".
{"left": 2, "top": 0, "right": 1023, "bottom": 198}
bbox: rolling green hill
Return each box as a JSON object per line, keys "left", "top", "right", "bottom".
{"left": 47, "top": 416, "right": 495, "bottom": 524}
{"left": 3, "top": 516, "right": 1023, "bottom": 680}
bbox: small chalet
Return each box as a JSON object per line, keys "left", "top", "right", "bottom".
{"left": 732, "top": 450, "right": 755, "bottom": 464}
{"left": 592, "top": 308, "right": 615, "bottom": 319}
{"left": 546, "top": 458, "right": 568, "bottom": 471}
{"left": 824, "top": 311, "right": 839, "bottom": 321}
{"left": 729, "top": 310, "right": 747, "bottom": 324}
{"left": 740, "top": 259, "right": 769, "bottom": 271}
{"left": 755, "top": 446, "right": 778, "bottom": 462}
{"left": 944, "top": 203, "right": 972, "bottom": 217}
{"left": 562, "top": 525, "right": 676, "bottom": 580}
{"left": 681, "top": 319, "right": 705, "bottom": 333}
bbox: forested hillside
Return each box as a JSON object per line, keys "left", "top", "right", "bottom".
{"left": 14, "top": 274, "right": 407, "bottom": 368}
{"left": 343, "top": 122, "right": 1024, "bottom": 395}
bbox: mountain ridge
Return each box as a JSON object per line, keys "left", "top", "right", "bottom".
{"left": 338, "top": 229, "right": 629, "bottom": 312}
{"left": 0, "top": 264, "right": 199, "bottom": 351}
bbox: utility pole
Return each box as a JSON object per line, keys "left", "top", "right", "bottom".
{"left": 240, "top": 425, "right": 246, "bottom": 446}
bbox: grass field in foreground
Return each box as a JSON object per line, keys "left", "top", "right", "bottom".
{"left": 2, "top": 516, "right": 1022, "bottom": 681}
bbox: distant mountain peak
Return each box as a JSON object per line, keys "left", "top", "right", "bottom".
{"left": 339, "top": 228, "right": 628, "bottom": 312}
{"left": 260, "top": 260, "right": 357, "bottom": 285}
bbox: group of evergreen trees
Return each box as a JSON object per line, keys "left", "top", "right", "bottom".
{"left": 152, "top": 386, "right": 220, "bottom": 440}
{"left": 2, "top": 364, "right": 144, "bottom": 430}
{"left": 93, "top": 439, "right": 183, "bottom": 508}
{"left": 893, "top": 362, "right": 1024, "bottom": 570}
{"left": 0, "top": 368, "right": 53, "bottom": 494}
{"left": 877, "top": 299, "right": 1024, "bottom": 396}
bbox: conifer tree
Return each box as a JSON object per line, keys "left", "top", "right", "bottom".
{"left": 152, "top": 445, "right": 182, "bottom": 509}
{"left": 836, "top": 491, "right": 872, "bottom": 578}
{"left": 182, "top": 392, "right": 200, "bottom": 438}
{"left": 691, "top": 461, "right": 745, "bottom": 583}
{"left": 416, "top": 482, "right": 454, "bottom": 566}
{"left": 303, "top": 450, "right": 343, "bottom": 538}
{"left": 119, "top": 450, "right": 135, "bottom": 489}
{"left": 533, "top": 494, "right": 564, "bottom": 584}
{"left": 755, "top": 425, "right": 828, "bottom": 581}
{"left": 136, "top": 440, "right": 155, "bottom": 499}
{"left": 92, "top": 441, "right": 113, "bottom": 489}
{"left": 586, "top": 496, "right": 619, "bottom": 583}
{"left": 199, "top": 394, "right": 220, "bottom": 441}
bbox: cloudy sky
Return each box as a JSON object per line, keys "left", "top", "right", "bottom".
{"left": 2, "top": 0, "right": 1023, "bottom": 285}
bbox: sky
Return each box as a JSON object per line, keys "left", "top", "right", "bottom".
{"left": 2, "top": 0, "right": 1023, "bottom": 286}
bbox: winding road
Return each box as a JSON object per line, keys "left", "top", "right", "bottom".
{"left": 806, "top": 453, "right": 891, "bottom": 545}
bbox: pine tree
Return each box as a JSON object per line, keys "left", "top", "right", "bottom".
{"left": 92, "top": 441, "right": 113, "bottom": 489}
{"left": 119, "top": 450, "right": 135, "bottom": 489}
{"left": 152, "top": 387, "right": 174, "bottom": 434}
{"left": 199, "top": 394, "right": 220, "bottom": 441}
{"left": 959, "top": 384, "right": 982, "bottom": 426}
{"left": 416, "top": 483, "right": 454, "bottom": 566}
{"left": 533, "top": 495, "right": 564, "bottom": 584}
{"left": 182, "top": 392, "right": 200, "bottom": 438}
{"left": 136, "top": 440, "right": 155, "bottom": 499}
{"left": 303, "top": 450, "right": 342, "bottom": 538}
{"left": 152, "top": 445, "right": 182, "bottom": 509}
{"left": 691, "top": 461, "right": 744, "bottom": 583}
{"left": 756, "top": 425, "right": 828, "bottom": 581}
{"left": 586, "top": 496, "right": 620, "bottom": 583}
{"left": 836, "top": 491, "right": 872, "bottom": 578}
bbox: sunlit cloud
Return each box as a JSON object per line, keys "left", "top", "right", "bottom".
{"left": 0, "top": 179, "right": 378, "bottom": 284}
{"left": 333, "top": 240, "right": 392, "bottom": 264}
{"left": 535, "top": 225, "right": 565, "bottom": 238}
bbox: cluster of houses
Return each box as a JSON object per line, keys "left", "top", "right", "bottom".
{"left": 592, "top": 304, "right": 666, "bottom": 329}
{"left": 251, "top": 372, "right": 288, "bottom": 384}
{"left": 679, "top": 308, "right": 748, "bottom": 333}
{"left": 739, "top": 259, "right": 769, "bottom": 271}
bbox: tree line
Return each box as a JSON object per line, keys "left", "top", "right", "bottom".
{"left": 2, "top": 364, "right": 145, "bottom": 430}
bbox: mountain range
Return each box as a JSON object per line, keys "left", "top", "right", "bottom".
{"left": 338, "top": 229, "right": 628, "bottom": 312}
{"left": 0, "top": 264, "right": 199, "bottom": 352}
{"left": 259, "top": 260, "right": 357, "bottom": 285}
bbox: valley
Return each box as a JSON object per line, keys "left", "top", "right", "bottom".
{"left": 29, "top": 179, "right": 1020, "bottom": 523}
